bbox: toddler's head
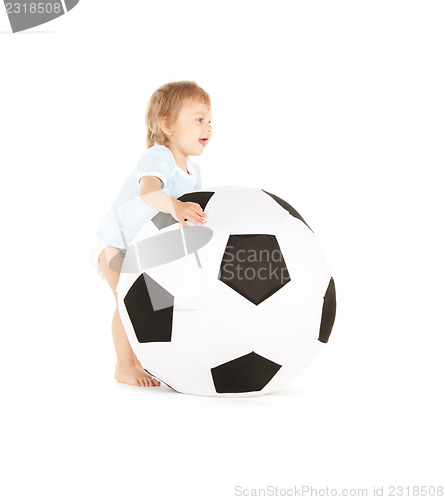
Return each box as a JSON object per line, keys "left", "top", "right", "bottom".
{"left": 145, "top": 81, "right": 211, "bottom": 151}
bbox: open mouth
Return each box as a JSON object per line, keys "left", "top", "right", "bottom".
{"left": 198, "top": 138, "right": 208, "bottom": 147}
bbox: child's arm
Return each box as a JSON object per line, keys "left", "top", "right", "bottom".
{"left": 139, "top": 176, "right": 207, "bottom": 227}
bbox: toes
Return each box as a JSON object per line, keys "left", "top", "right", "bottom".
{"left": 120, "top": 371, "right": 159, "bottom": 387}
{"left": 147, "top": 376, "right": 159, "bottom": 387}
{"left": 135, "top": 377, "right": 159, "bottom": 387}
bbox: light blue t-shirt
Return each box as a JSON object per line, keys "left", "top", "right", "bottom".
{"left": 96, "top": 143, "right": 202, "bottom": 249}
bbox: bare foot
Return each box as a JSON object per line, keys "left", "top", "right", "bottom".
{"left": 134, "top": 357, "right": 157, "bottom": 379}
{"left": 114, "top": 363, "right": 161, "bottom": 387}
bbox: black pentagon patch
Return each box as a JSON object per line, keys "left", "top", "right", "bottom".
{"left": 318, "top": 277, "right": 336, "bottom": 343}
{"left": 151, "top": 191, "right": 215, "bottom": 230}
{"left": 178, "top": 190, "right": 215, "bottom": 207}
{"left": 123, "top": 273, "right": 174, "bottom": 343}
{"left": 219, "top": 234, "right": 290, "bottom": 305}
{"left": 262, "top": 190, "right": 313, "bottom": 232}
{"left": 211, "top": 352, "right": 282, "bottom": 393}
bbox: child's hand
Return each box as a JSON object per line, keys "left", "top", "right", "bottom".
{"left": 172, "top": 200, "right": 208, "bottom": 226}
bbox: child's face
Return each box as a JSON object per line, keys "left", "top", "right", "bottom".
{"left": 167, "top": 98, "right": 212, "bottom": 157}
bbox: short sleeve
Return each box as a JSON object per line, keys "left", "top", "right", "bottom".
{"left": 135, "top": 144, "right": 175, "bottom": 188}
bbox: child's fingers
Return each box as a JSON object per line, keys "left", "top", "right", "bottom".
{"left": 193, "top": 208, "right": 208, "bottom": 224}
{"left": 174, "top": 202, "right": 207, "bottom": 226}
{"left": 195, "top": 207, "right": 208, "bottom": 220}
{"left": 187, "top": 212, "right": 206, "bottom": 225}
{"left": 190, "top": 202, "right": 207, "bottom": 219}
{"left": 180, "top": 209, "right": 204, "bottom": 225}
{"left": 182, "top": 204, "right": 207, "bottom": 224}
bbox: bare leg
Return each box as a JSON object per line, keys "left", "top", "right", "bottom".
{"left": 98, "top": 247, "right": 160, "bottom": 387}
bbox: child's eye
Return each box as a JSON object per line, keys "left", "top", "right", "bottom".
{"left": 197, "top": 118, "right": 204, "bottom": 123}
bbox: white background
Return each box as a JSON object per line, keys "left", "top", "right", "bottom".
{"left": 1, "top": 1, "right": 444, "bottom": 499}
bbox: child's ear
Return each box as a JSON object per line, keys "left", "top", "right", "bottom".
{"left": 160, "top": 116, "right": 173, "bottom": 136}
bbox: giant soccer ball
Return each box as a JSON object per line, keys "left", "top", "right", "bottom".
{"left": 116, "top": 187, "right": 336, "bottom": 397}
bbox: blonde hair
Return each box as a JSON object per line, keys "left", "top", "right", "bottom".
{"left": 145, "top": 81, "right": 211, "bottom": 149}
